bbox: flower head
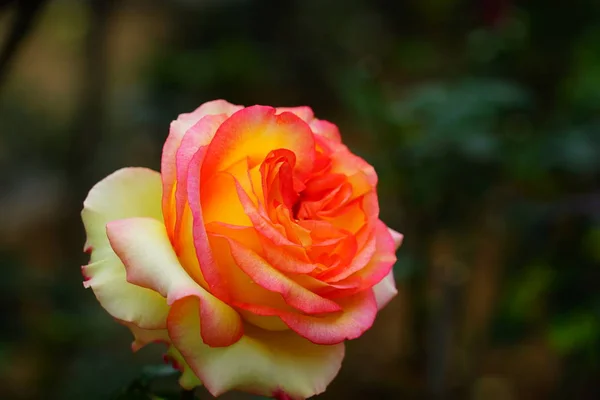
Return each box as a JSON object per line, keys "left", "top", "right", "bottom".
{"left": 82, "top": 100, "right": 403, "bottom": 399}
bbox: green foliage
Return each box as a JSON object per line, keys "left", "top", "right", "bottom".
{"left": 548, "top": 312, "right": 599, "bottom": 356}
{"left": 504, "top": 263, "right": 555, "bottom": 322}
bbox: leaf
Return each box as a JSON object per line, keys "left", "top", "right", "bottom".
{"left": 548, "top": 312, "right": 599, "bottom": 355}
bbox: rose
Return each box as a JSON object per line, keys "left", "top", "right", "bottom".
{"left": 81, "top": 100, "right": 403, "bottom": 399}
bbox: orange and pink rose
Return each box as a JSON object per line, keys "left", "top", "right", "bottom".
{"left": 81, "top": 100, "right": 403, "bottom": 399}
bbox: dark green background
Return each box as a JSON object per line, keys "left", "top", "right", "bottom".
{"left": 0, "top": 0, "right": 598, "bottom": 399}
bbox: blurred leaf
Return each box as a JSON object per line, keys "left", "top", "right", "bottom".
{"left": 466, "top": 11, "right": 529, "bottom": 65}
{"left": 548, "top": 312, "right": 599, "bottom": 355}
{"left": 504, "top": 263, "right": 555, "bottom": 321}
{"left": 563, "top": 26, "right": 600, "bottom": 110}
{"left": 546, "top": 127, "right": 600, "bottom": 173}
{"left": 390, "top": 78, "right": 529, "bottom": 161}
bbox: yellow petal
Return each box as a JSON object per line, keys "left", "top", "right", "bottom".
{"left": 107, "top": 217, "right": 243, "bottom": 347}
{"left": 81, "top": 168, "right": 169, "bottom": 329}
{"left": 168, "top": 296, "right": 345, "bottom": 399}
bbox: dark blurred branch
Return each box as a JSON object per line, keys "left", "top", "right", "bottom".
{"left": 0, "top": 0, "right": 48, "bottom": 88}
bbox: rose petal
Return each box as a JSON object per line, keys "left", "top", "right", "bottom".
{"left": 172, "top": 114, "right": 227, "bottom": 241}
{"left": 162, "top": 100, "right": 242, "bottom": 233}
{"left": 372, "top": 270, "right": 398, "bottom": 310}
{"left": 82, "top": 258, "right": 170, "bottom": 329}
{"left": 116, "top": 319, "right": 169, "bottom": 352}
{"left": 168, "top": 296, "right": 344, "bottom": 398}
{"left": 235, "top": 290, "right": 378, "bottom": 345}
{"left": 187, "top": 147, "right": 230, "bottom": 299}
{"left": 207, "top": 234, "right": 291, "bottom": 311}
{"left": 106, "top": 217, "right": 243, "bottom": 347}
{"left": 310, "top": 119, "right": 342, "bottom": 143}
{"left": 202, "top": 170, "right": 252, "bottom": 226}
{"left": 234, "top": 175, "right": 299, "bottom": 247}
{"left": 81, "top": 168, "right": 169, "bottom": 329}
{"left": 389, "top": 228, "right": 404, "bottom": 250}
{"left": 316, "top": 135, "right": 377, "bottom": 188}
{"left": 316, "top": 230, "right": 377, "bottom": 281}
{"left": 165, "top": 345, "right": 203, "bottom": 389}
{"left": 276, "top": 106, "right": 314, "bottom": 122}
{"left": 315, "top": 221, "right": 397, "bottom": 298}
{"left": 201, "top": 106, "right": 316, "bottom": 180}
{"left": 258, "top": 234, "right": 317, "bottom": 274}
{"left": 223, "top": 237, "right": 342, "bottom": 314}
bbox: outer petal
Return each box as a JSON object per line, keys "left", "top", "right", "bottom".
{"left": 372, "top": 270, "right": 397, "bottom": 310}
{"left": 116, "top": 320, "right": 169, "bottom": 352}
{"left": 389, "top": 228, "right": 404, "bottom": 250}
{"left": 81, "top": 168, "right": 169, "bottom": 329}
{"left": 162, "top": 100, "right": 242, "bottom": 232}
{"left": 276, "top": 106, "right": 314, "bottom": 122}
{"left": 172, "top": 115, "right": 227, "bottom": 241}
{"left": 373, "top": 227, "right": 401, "bottom": 309}
{"left": 82, "top": 167, "right": 164, "bottom": 259}
{"left": 165, "top": 345, "right": 204, "bottom": 390}
{"left": 106, "top": 217, "right": 243, "bottom": 347}
{"left": 82, "top": 258, "right": 169, "bottom": 329}
{"left": 310, "top": 119, "right": 342, "bottom": 143}
{"left": 235, "top": 290, "right": 378, "bottom": 345}
{"left": 187, "top": 148, "right": 230, "bottom": 299}
{"left": 172, "top": 100, "right": 242, "bottom": 137}
{"left": 115, "top": 323, "right": 204, "bottom": 390}
{"left": 168, "top": 296, "right": 345, "bottom": 399}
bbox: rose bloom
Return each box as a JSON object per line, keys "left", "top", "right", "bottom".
{"left": 81, "top": 100, "right": 403, "bottom": 399}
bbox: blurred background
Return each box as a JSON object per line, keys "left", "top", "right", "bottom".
{"left": 1, "top": 0, "right": 599, "bottom": 399}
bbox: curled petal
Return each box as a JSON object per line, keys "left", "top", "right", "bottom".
{"left": 82, "top": 168, "right": 169, "bottom": 329}
{"left": 258, "top": 234, "right": 317, "bottom": 274}
{"left": 236, "top": 290, "right": 378, "bottom": 345}
{"left": 107, "top": 217, "right": 243, "bottom": 347}
{"left": 168, "top": 296, "right": 345, "bottom": 399}
{"left": 201, "top": 106, "right": 316, "bottom": 180}
{"left": 223, "top": 236, "right": 342, "bottom": 314}
{"left": 316, "top": 231, "right": 377, "bottom": 282}
{"left": 313, "top": 221, "right": 397, "bottom": 301}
